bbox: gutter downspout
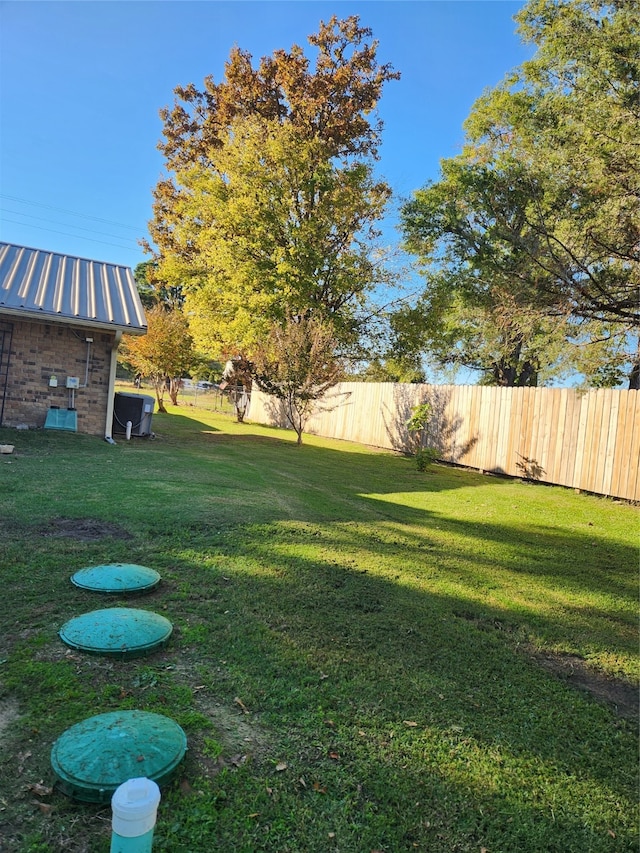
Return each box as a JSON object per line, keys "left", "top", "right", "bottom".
{"left": 104, "top": 330, "right": 122, "bottom": 442}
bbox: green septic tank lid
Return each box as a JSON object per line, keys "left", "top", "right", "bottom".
{"left": 71, "top": 563, "right": 161, "bottom": 594}
{"left": 59, "top": 608, "right": 172, "bottom": 658}
{"left": 51, "top": 710, "right": 187, "bottom": 803}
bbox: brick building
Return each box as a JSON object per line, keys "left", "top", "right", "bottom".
{"left": 0, "top": 242, "right": 147, "bottom": 437}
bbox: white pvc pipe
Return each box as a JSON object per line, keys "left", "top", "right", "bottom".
{"left": 126, "top": 420, "right": 132, "bottom": 441}
{"left": 110, "top": 777, "right": 161, "bottom": 853}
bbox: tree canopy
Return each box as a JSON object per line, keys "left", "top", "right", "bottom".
{"left": 399, "top": 0, "right": 639, "bottom": 386}
{"left": 465, "top": 0, "right": 640, "bottom": 326}
{"left": 168, "top": 117, "right": 392, "bottom": 356}
{"left": 120, "top": 307, "right": 195, "bottom": 412}
{"left": 156, "top": 15, "right": 398, "bottom": 172}
{"left": 147, "top": 16, "right": 399, "bottom": 362}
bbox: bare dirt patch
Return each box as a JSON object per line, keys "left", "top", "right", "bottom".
{"left": 528, "top": 649, "right": 638, "bottom": 721}
{"left": 38, "top": 517, "right": 133, "bottom": 542}
{"left": 185, "top": 701, "right": 267, "bottom": 785}
{"left": 455, "top": 611, "right": 638, "bottom": 720}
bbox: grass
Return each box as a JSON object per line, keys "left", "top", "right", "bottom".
{"left": 0, "top": 400, "right": 638, "bottom": 852}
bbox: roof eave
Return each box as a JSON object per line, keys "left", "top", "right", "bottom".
{"left": 0, "top": 306, "right": 147, "bottom": 336}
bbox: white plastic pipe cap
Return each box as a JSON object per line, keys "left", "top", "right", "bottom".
{"left": 111, "top": 777, "right": 161, "bottom": 838}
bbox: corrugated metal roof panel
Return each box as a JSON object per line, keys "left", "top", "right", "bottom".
{"left": 0, "top": 242, "right": 147, "bottom": 333}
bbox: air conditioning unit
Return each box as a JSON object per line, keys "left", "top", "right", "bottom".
{"left": 112, "top": 392, "right": 155, "bottom": 437}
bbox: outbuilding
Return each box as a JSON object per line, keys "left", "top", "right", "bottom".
{"left": 0, "top": 241, "right": 147, "bottom": 438}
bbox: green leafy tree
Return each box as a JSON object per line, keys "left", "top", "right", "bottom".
{"left": 253, "top": 314, "right": 343, "bottom": 445}
{"left": 170, "top": 117, "right": 392, "bottom": 357}
{"left": 464, "top": 0, "right": 639, "bottom": 328}
{"left": 189, "top": 355, "right": 224, "bottom": 385}
{"left": 146, "top": 16, "right": 399, "bottom": 361}
{"left": 390, "top": 267, "right": 628, "bottom": 387}
{"left": 353, "top": 357, "right": 426, "bottom": 384}
{"left": 120, "top": 307, "right": 195, "bottom": 412}
{"left": 400, "top": 163, "right": 588, "bottom": 386}
{"left": 400, "top": 0, "right": 639, "bottom": 386}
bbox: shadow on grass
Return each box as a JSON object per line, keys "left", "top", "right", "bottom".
{"left": 150, "top": 537, "right": 637, "bottom": 852}
{"left": 0, "top": 413, "right": 493, "bottom": 546}
{"left": 209, "top": 516, "right": 638, "bottom": 691}
{"left": 0, "top": 413, "right": 637, "bottom": 851}
{"left": 349, "top": 502, "right": 639, "bottom": 602}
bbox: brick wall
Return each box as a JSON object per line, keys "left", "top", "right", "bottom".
{"left": 1, "top": 317, "right": 116, "bottom": 436}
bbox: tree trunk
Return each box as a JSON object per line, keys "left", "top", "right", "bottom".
{"left": 153, "top": 378, "right": 167, "bottom": 413}
{"left": 516, "top": 361, "right": 538, "bottom": 387}
{"left": 168, "top": 377, "right": 181, "bottom": 406}
{"left": 492, "top": 352, "right": 538, "bottom": 387}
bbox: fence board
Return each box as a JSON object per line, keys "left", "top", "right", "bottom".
{"left": 584, "top": 390, "right": 605, "bottom": 493}
{"left": 489, "top": 387, "right": 500, "bottom": 469}
{"left": 479, "top": 387, "right": 491, "bottom": 470}
{"left": 532, "top": 389, "right": 546, "bottom": 480}
{"left": 515, "top": 389, "right": 529, "bottom": 478}
{"left": 610, "top": 392, "right": 629, "bottom": 498}
{"left": 505, "top": 386, "right": 521, "bottom": 476}
{"left": 624, "top": 393, "right": 640, "bottom": 501}
{"left": 581, "top": 391, "right": 598, "bottom": 493}
{"left": 552, "top": 388, "right": 565, "bottom": 483}
{"left": 594, "top": 390, "right": 613, "bottom": 496}
{"left": 482, "top": 387, "right": 493, "bottom": 469}
{"left": 548, "top": 389, "right": 565, "bottom": 486}
{"left": 561, "top": 393, "right": 581, "bottom": 488}
{"left": 495, "top": 388, "right": 508, "bottom": 473}
{"left": 458, "top": 385, "right": 475, "bottom": 465}
{"left": 464, "top": 384, "right": 477, "bottom": 465}
{"left": 601, "top": 391, "right": 620, "bottom": 496}
{"left": 250, "top": 384, "right": 639, "bottom": 500}
{"left": 618, "top": 392, "right": 636, "bottom": 499}
{"left": 535, "top": 388, "right": 548, "bottom": 481}
{"left": 445, "top": 385, "right": 458, "bottom": 462}
{"left": 571, "top": 394, "right": 589, "bottom": 490}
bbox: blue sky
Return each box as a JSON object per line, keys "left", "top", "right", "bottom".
{"left": 0, "top": 1, "right": 532, "bottom": 271}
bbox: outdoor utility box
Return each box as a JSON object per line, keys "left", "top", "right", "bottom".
{"left": 44, "top": 406, "right": 78, "bottom": 432}
{"left": 112, "top": 392, "right": 154, "bottom": 437}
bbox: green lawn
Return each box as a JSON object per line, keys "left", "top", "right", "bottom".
{"left": 0, "top": 404, "right": 637, "bottom": 852}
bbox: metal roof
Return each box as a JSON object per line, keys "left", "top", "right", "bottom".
{"left": 0, "top": 242, "right": 147, "bottom": 333}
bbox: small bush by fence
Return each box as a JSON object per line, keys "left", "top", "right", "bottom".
{"left": 250, "top": 383, "right": 640, "bottom": 501}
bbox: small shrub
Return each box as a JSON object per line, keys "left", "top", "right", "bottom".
{"left": 415, "top": 446, "right": 438, "bottom": 471}
{"left": 407, "top": 401, "right": 434, "bottom": 461}
{"left": 406, "top": 402, "right": 432, "bottom": 436}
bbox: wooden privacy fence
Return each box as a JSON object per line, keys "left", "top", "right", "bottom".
{"left": 249, "top": 383, "right": 640, "bottom": 501}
